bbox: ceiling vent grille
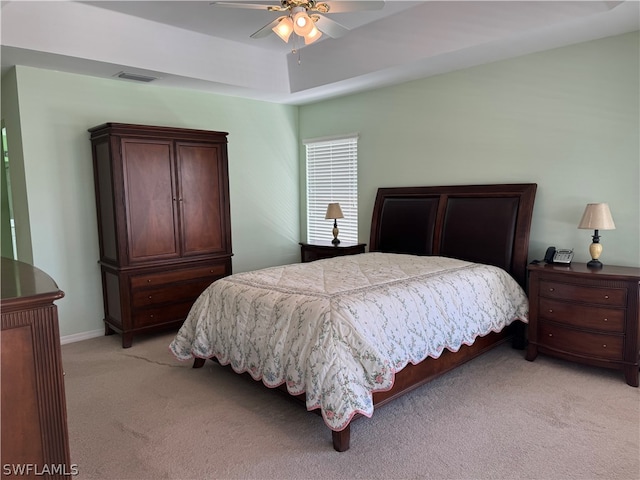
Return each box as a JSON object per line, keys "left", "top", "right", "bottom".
{"left": 114, "top": 72, "right": 157, "bottom": 83}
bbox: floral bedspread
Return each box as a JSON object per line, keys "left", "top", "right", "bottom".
{"left": 169, "top": 253, "right": 528, "bottom": 431}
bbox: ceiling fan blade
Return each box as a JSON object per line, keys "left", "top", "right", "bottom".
{"left": 250, "top": 16, "right": 284, "bottom": 38}
{"left": 210, "top": 1, "right": 283, "bottom": 11}
{"left": 318, "top": 1, "right": 385, "bottom": 14}
{"left": 313, "top": 14, "right": 350, "bottom": 38}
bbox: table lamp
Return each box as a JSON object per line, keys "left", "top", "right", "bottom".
{"left": 325, "top": 203, "right": 344, "bottom": 245}
{"left": 577, "top": 203, "right": 616, "bottom": 268}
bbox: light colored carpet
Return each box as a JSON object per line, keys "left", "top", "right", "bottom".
{"left": 62, "top": 331, "right": 639, "bottom": 480}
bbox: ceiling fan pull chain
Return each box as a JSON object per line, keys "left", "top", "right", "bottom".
{"left": 290, "top": 33, "right": 302, "bottom": 65}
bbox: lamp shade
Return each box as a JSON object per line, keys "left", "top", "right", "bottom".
{"left": 325, "top": 203, "right": 344, "bottom": 220}
{"left": 272, "top": 16, "right": 294, "bottom": 42}
{"left": 304, "top": 24, "right": 322, "bottom": 45}
{"left": 578, "top": 203, "right": 616, "bottom": 230}
{"left": 293, "top": 11, "right": 314, "bottom": 36}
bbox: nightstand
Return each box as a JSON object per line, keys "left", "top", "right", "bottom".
{"left": 526, "top": 263, "right": 640, "bottom": 387}
{"left": 299, "top": 242, "right": 366, "bottom": 263}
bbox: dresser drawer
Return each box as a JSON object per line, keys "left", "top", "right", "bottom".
{"left": 131, "top": 264, "right": 227, "bottom": 289}
{"left": 131, "top": 278, "right": 213, "bottom": 309}
{"left": 538, "top": 298, "right": 625, "bottom": 333}
{"left": 539, "top": 321, "right": 623, "bottom": 361}
{"left": 538, "top": 280, "right": 626, "bottom": 306}
{"left": 132, "top": 301, "right": 194, "bottom": 328}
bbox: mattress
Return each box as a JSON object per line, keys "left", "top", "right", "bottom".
{"left": 170, "top": 252, "right": 529, "bottom": 430}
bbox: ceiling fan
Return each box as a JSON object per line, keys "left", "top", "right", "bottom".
{"left": 211, "top": 1, "right": 385, "bottom": 46}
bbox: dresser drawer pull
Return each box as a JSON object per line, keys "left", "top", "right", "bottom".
{"left": 604, "top": 295, "right": 609, "bottom": 299}
{"left": 548, "top": 333, "right": 553, "bottom": 337}
{"left": 548, "top": 309, "right": 553, "bottom": 313}
{"left": 548, "top": 288, "right": 555, "bottom": 292}
{"left": 602, "top": 344, "right": 607, "bottom": 348}
{"left": 603, "top": 318, "right": 608, "bottom": 322}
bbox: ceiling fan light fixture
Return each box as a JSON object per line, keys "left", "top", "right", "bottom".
{"left": 272, "top": 16, "right": 294, "bottom": 42}
{"left": 293, "top": 11, "right": 314, "bottom": 36}
{"left": 304, "top": 24, "right": 322, "bottom": 45}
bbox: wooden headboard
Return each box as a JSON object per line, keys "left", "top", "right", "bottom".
{"left": 369, "top": 184, "right": 537, "bottom": 288}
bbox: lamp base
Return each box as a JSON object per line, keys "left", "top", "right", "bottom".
{"left": 587, "top": 259, "right": 603, "bottom": 269}
{"left": 331, "top": 238, "right": 340, "bottom": 245}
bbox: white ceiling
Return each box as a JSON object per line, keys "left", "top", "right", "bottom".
{"left": 1, "top": 1, "right": 638, "bottom": 105}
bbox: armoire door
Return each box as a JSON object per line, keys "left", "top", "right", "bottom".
{"left": 176, "top": 142, "right": 229, "bottom": 256}
{"left": 122, "top": 138, "right": 180, "bottom": 263}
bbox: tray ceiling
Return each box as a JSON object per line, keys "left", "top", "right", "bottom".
{"left": 1, "top": 1, "right": 638, "bottom": 105}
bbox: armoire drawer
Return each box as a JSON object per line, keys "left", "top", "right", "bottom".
{"left": 538, "top": 321, "right": 624, "bottom": 361}
{"left": 538, "top": 298, "right": 625, "bottom": 333}
{"left": 131, "top": 278, "right": 214, "bottom": 309}
{"left": 130, "top": 264, "right": 227, "bottom": 289}
{"left": 132, "top": 301, "right": 194, "bottom": 328}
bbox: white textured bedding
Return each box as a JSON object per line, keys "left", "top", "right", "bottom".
{"left": 170, "top": 252, "right": 528, "bottom": 431}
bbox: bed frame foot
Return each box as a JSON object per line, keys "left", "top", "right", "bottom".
{"left": 332, "top": 426, "right": 351, "bottom": 452}
{"left": 511, "top": 321, "right": 526, "bottom": 350}
{"left": 192, "top": 358, "right": 206, "bottom": 368}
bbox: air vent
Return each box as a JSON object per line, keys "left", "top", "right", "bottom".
{"left": 114, "top": 72, "right": 157, "bottom": 83}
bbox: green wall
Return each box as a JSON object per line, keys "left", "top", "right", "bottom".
{"left": 1, "top": 67, "right": 299, "bottom": 337}
{"left": 2, "top": 31, "right": 638, "bottom": 339}
{"left": 299, "top": 32, "right": 640, "bottom": 268}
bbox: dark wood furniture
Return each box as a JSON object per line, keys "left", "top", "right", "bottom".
{"left": 194, "top": 183, "right": 537, "bottom": 451}
{"left": 526, "top": 263, "right": 640, "bottom": 387}
{"left": 299, "top": 241, "right": 366, "bottom": 263}
{"left": 89, "top": 123, "right": 233, "bottom": 348}
{"left": 1, "top": 257, "right": 71, "bottom": 478}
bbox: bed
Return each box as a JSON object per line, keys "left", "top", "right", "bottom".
{"left": 170, "top": 183, "right": 537, "bottom": 451}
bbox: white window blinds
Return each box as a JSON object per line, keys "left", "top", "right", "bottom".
{"left": 305, "top": 135, "right": 358, "bottom": 244}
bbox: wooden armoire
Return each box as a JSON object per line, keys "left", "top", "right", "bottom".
{"left": 89, "top": 123, "right": 233, "bottom": 348}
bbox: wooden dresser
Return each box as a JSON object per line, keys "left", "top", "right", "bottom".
{"left": 526, "top": 263, "right": 640, "bottom": 386}
{"left": 89, "top": 123, "right": 233, "bottom": 347}
{"left": 1, "top": 257, "right": 72, "bottom": 478}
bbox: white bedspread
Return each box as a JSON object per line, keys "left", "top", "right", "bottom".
{"left": 170, "top": 253, "right": 528, "bottom": 431}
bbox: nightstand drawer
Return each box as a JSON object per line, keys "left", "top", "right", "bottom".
{"left": 538, "top": 298, "right": 625, "bottom": 333}
{"left": 299, "top": 242, "right": 366, "bottom": 263}
{"left": 539, "top": 280, "right": 626, "bottom": 306}
{"left": 539, "top": 322, "right": 623, "bottom": 361}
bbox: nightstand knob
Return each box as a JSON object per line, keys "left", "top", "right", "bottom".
{"left": 604, "top": 295, "right": 609, "bottom": 299}
{"left": 548, "top": 288, "right": 555, "bottom": 292}
{"left": 548, "top": 309, "right": 553, "bottom": 313}
{"left": 603, "top": 318, "right": 608, "bottom": 322}
{"left": 603, "top": 344, "right": 607, "bottom": 348}
{"left": 548, "top": 333, "right": 553, "bottom": 337}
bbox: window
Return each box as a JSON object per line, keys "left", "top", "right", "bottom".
{"left": 304, "top": 134, "right": 358, "bottom": 244}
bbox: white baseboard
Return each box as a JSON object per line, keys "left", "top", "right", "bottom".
{"left": 60, "top": 329, "right": 104, "bottom": 345}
